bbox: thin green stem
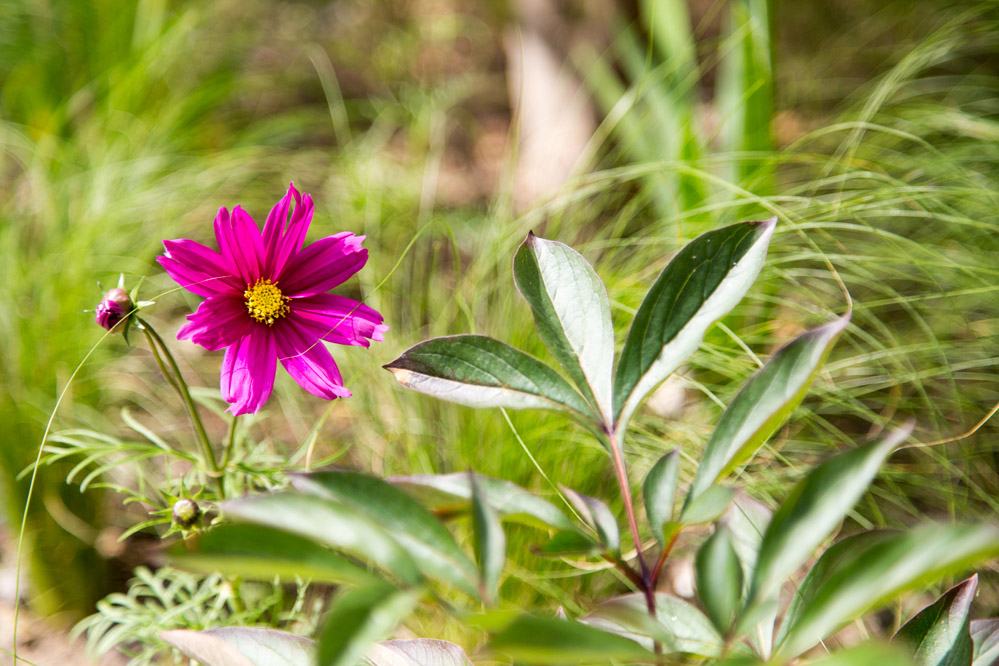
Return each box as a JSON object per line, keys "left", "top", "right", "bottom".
{"left": 219, "top": 413, "right": 239, "bottom": 471}
{"left": 137, "top": 318, "right": 222, "bottom": 496}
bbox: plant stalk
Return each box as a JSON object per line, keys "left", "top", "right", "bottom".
{"left": 607, "top": 429, "right": 655, "bottom": 617}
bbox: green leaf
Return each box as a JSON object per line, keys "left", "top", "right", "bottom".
{"left": 471, "top": 475, "right": 506, "bottom": 603}
{"left": 365, "top": 639, "right": 474, "bottom": 666}
{"left": 290, "top": 471, "right": 478, "bottom": 596}
{"left": 221, "top": 493, "right": 421, "bottom": 585}
{"left": 583, "top": 593, "right": 725, "bottom": 657}
{"left": 317, "top": 584, "right": 420, "bottom": 666}
{"left": 384, "top": 335, "right": 593, "bottom": 418}
{"left": 170, "top": 523, "right": 379, "bottom": 587}
{"left": 970, "top": 619, "right": 999, "bottom": 666}
{"left": 802, "top": 644, "right": 913, "bottom": 666}
{"left": 490, "top": 614, "right": 652, "bottom": 664}
{"left": 894, "top": 575, "right": 978, "bottom": 666}
{"left": 643, "top": 449, "right": 680, "bottom": 544}
{"left": 687, "top": 315, "right": 850, "bottom": 504}
{"left": 748, "top": 424, "right": 913, "bottom": 605}
{"left": 160, "top": 627, "right": 314, "bottom": 666}
{"left": 559, "top": 485, "right": 620, "bottom": 554}
{"left": 680, "top": 485, "right": 736, "bottom": 524}
{"left": 536, "top": 530, "right": 603, "bottom": 557}
{"left": 775, "top": 524, "right": 999, "bottom": 661}
{"left": 614, "top": 219, "right": 776, "bottom": 431}
{"left": 696, "top": 525, "right": 744, "bottom": 634}
{"left": 725, "top": 492, "right": 773, "bottom": 577}
{"left": 513, "top": 232, "right": 614, "bottom": 424}
{"left": 389, "top": 473, "right": 575, "bottom": 531}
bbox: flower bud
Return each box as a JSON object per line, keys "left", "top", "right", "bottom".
{"left": 95, "top": 288, "right": 133, "bottom": 332}
{"left": 172, "top": 498, "right": 201, "bottom": 529}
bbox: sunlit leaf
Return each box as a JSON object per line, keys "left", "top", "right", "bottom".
{"left": 389, "top": 473, "right": 575, "bottom": 531}
{"left": 687, "top": 315, "right": 850, "bottom": 504}
{"left": 696, "top": 525, "right": 744, "bottom": 634}
{"left": 471, "top": 475, "right": 506, "bottom": 602}
{"left": 170, "top": 523, "right": 379, "bottom": 587}
{"left": 802, "top": 644, "right": 913, "bottom": 666}
{"left": 291, "top": 471, "right": 478, "bottom": 596}
{"left": 536, "top": 530, "right": 603, "bottom": 557}
{"left": 775, "top": 525, "right": 999, "bottom": 660}
{"left": 970, "top": 619, "right": 999, "bottom": 666}
{"left": 365, "top": 639, "right": 474, "bottom": 666}
{"left": 583, "top": 593, "right": 724, "bottom": 657}
{"left": 894, "top": 575, "right": 978, "bottom": 666}
{"left": 680, "top": 485, "right": 735, "bottom": 524}
{"left": 749, "top": 424, "right": 913, "bottom": 605}
{"left": 614, "top": 219, "right": 776, "bottom": 431}
{"left": 514, "top": 232, "right": 614, "bottom": 424}
{"left": 559, "top": 485, "right": 619, "bottom": 554}
{"left": 384, "top": 335, "right": 593, "bottom": 418}
{"left": 160, "top": 627, "right": 314, "bottom": 666}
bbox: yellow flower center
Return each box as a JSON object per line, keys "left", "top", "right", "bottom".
{"left": 244, "top": 278, "right": 290, "bottom": 326}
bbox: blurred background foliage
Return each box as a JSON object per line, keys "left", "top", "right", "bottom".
{"left": 0, "top": 0, "right": 996, "bottom": 638}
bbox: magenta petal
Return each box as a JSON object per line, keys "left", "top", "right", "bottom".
{"left": 262, "top": 184, "right": 295, "bottom": 275}
{"left": 290, "top": 294, "right": 388, "bottom": 347}
{"left": 159, "top": 239, "right": 241, "bottom": 297}
{"left": 214, "top": 206, "right": 264, "bottom": 284}
{"left": 177, "top": 295, "right": 253, "bottom": 350}
{"left": 221, "top": 331, "right": 277, "bottom": 415}
{"left": 279, "top": 233, "right": 368, "bottom": 298}
{"left": 274, "top": 324, "right": 351, "bottom": 400}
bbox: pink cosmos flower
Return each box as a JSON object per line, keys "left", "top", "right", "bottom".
{"left": 159, "top": 183, "right": 387, "bottom": 415}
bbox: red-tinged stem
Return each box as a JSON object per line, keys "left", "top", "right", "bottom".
{"left": 607, "top": 429, "right": 655, "bottom": 617}
{"left": 650, "top": 529, "right": 680, "bottom": 591}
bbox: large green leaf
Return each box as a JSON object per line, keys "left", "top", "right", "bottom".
{"left": 160, "top": 627, "right": 314, "bottom": 666}
{"left": 748, "top": 424, "right": 912, "bottom": 605}
{"left": 388, "top": 473, "right": 575, "bottom": 531}
{"left": 536, "top": 530, "right": 603, "bottom": 557}
{"left": 384, "top": 335, "right": 593, "bottom": 418}
{"left": 643, "top": 449, "right": 680, "bottom": 545}
{"left": 365, "top": 639, "right": 474, "bottom": 666}
{"left": 471, "top": 475, "right": 506, "bottom": 603}
{"left": 802, "top": 644, "right": 913, "bottom": 666}
{"left": 170, "top": 523, "right": 380, "bottom": 587}
{"left": 696, "top": 525, "right": 744, "bottom": 634}
{"left": 687, "top": 315, "right": 849, "bottom": 504}
{"left": 317, "top": 584, "right": 420, "bottom": 666}
{"left": 893, "top": 575, "right": 978, "bottom": 666}
{"left": 221, "top": 493, "right": 421, "bottom": 585}
{"left": 970, "top": 619, "right": 999, "bottom": 666}
{"left": 513, "top": 232, "right": 614, "bottom": 424}
{"left": 613, "top": 219, "right": 776, "bottom": 431}
{"left": 290, "top": 471, "right": 478, "bottom": 597}
{"left": 583, "top": 593, "right": 725, "bottom": 657}
{"left": 775, "top": 525, "right": 999, "bottom": 661}
{"left": 490, "top": 614, "right": 652, "bottom": 663}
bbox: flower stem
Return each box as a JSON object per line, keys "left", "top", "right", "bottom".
{"left": 607, "top": 429, "right": 655, "bottom": 617}
{"left": 137, "top": 317, "right": 222, "bottom": 495}
{"left": 219, "top": 413, "right": 239, "bottom": 471}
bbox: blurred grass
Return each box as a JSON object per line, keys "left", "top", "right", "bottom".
{"left": 1, "top": 0, "right": 997, "bottom": 641}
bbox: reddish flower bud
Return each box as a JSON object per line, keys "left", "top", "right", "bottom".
{"left": 172, "top": 498, "right": 201, "bottom": 529}
{"left": 95, "top": 288, "right": 133, "bottom": 332}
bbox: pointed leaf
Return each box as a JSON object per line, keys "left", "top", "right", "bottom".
{"left": 389, "top": 473, "right": 575, "bottom": 531}
{"left": 317, "top": 585, "right": 420, "bottom": 666}
{"left": 614, "top": 218, "right": 776, "bottom": 431}
{"left": 970, "top": 619, "right": 999, "bottom": 666}
{"left": 775, "top": 525, "right": 999, "bottom": 661}
{"left": 471, "top": 475, "right": 506, "bottom": 602}
{"left": 749, "top": 424, "right": 912, "bottom": 605}
{"left": 696, "top": 525, "right": 744, "bottom": 634}
{"left": 894, "top": 575, "right": 978, "bottom": 666}
{"left": 643, "top": 450, "right": 680, "bottom": 544}
{"left": 385, "top": 335, "right": 593, "bottom": 418}
{"left": 513, "top": 233, "right": 615, "bottom": 424}
{"left": 160, "top": 627, "right": 314, "bottom": 666}
{"left": 680, "top": 485, "right": 736, "bottom": 524}
{"left": 490, "top": 614, "right": 652, "bottom": 664}
{"left": 170, "top": 523, "right": 380, "bottom": 587}
{"left": 583, "top": 593, "right": 725, "bottom": 657}
{"left": 365, "top": 640, "right": 474, "bottom": 666}
{"left": 560, "top": 485, "right": 620, "bottom": 554}
{"left": 221, "top": 493, "right": 421, "bottom": 585}
{"left": 687, "top": 315, "right": 850, "bottom": 504}
{"left": 291, "top": 471, "right": 478, "bottom": 596}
